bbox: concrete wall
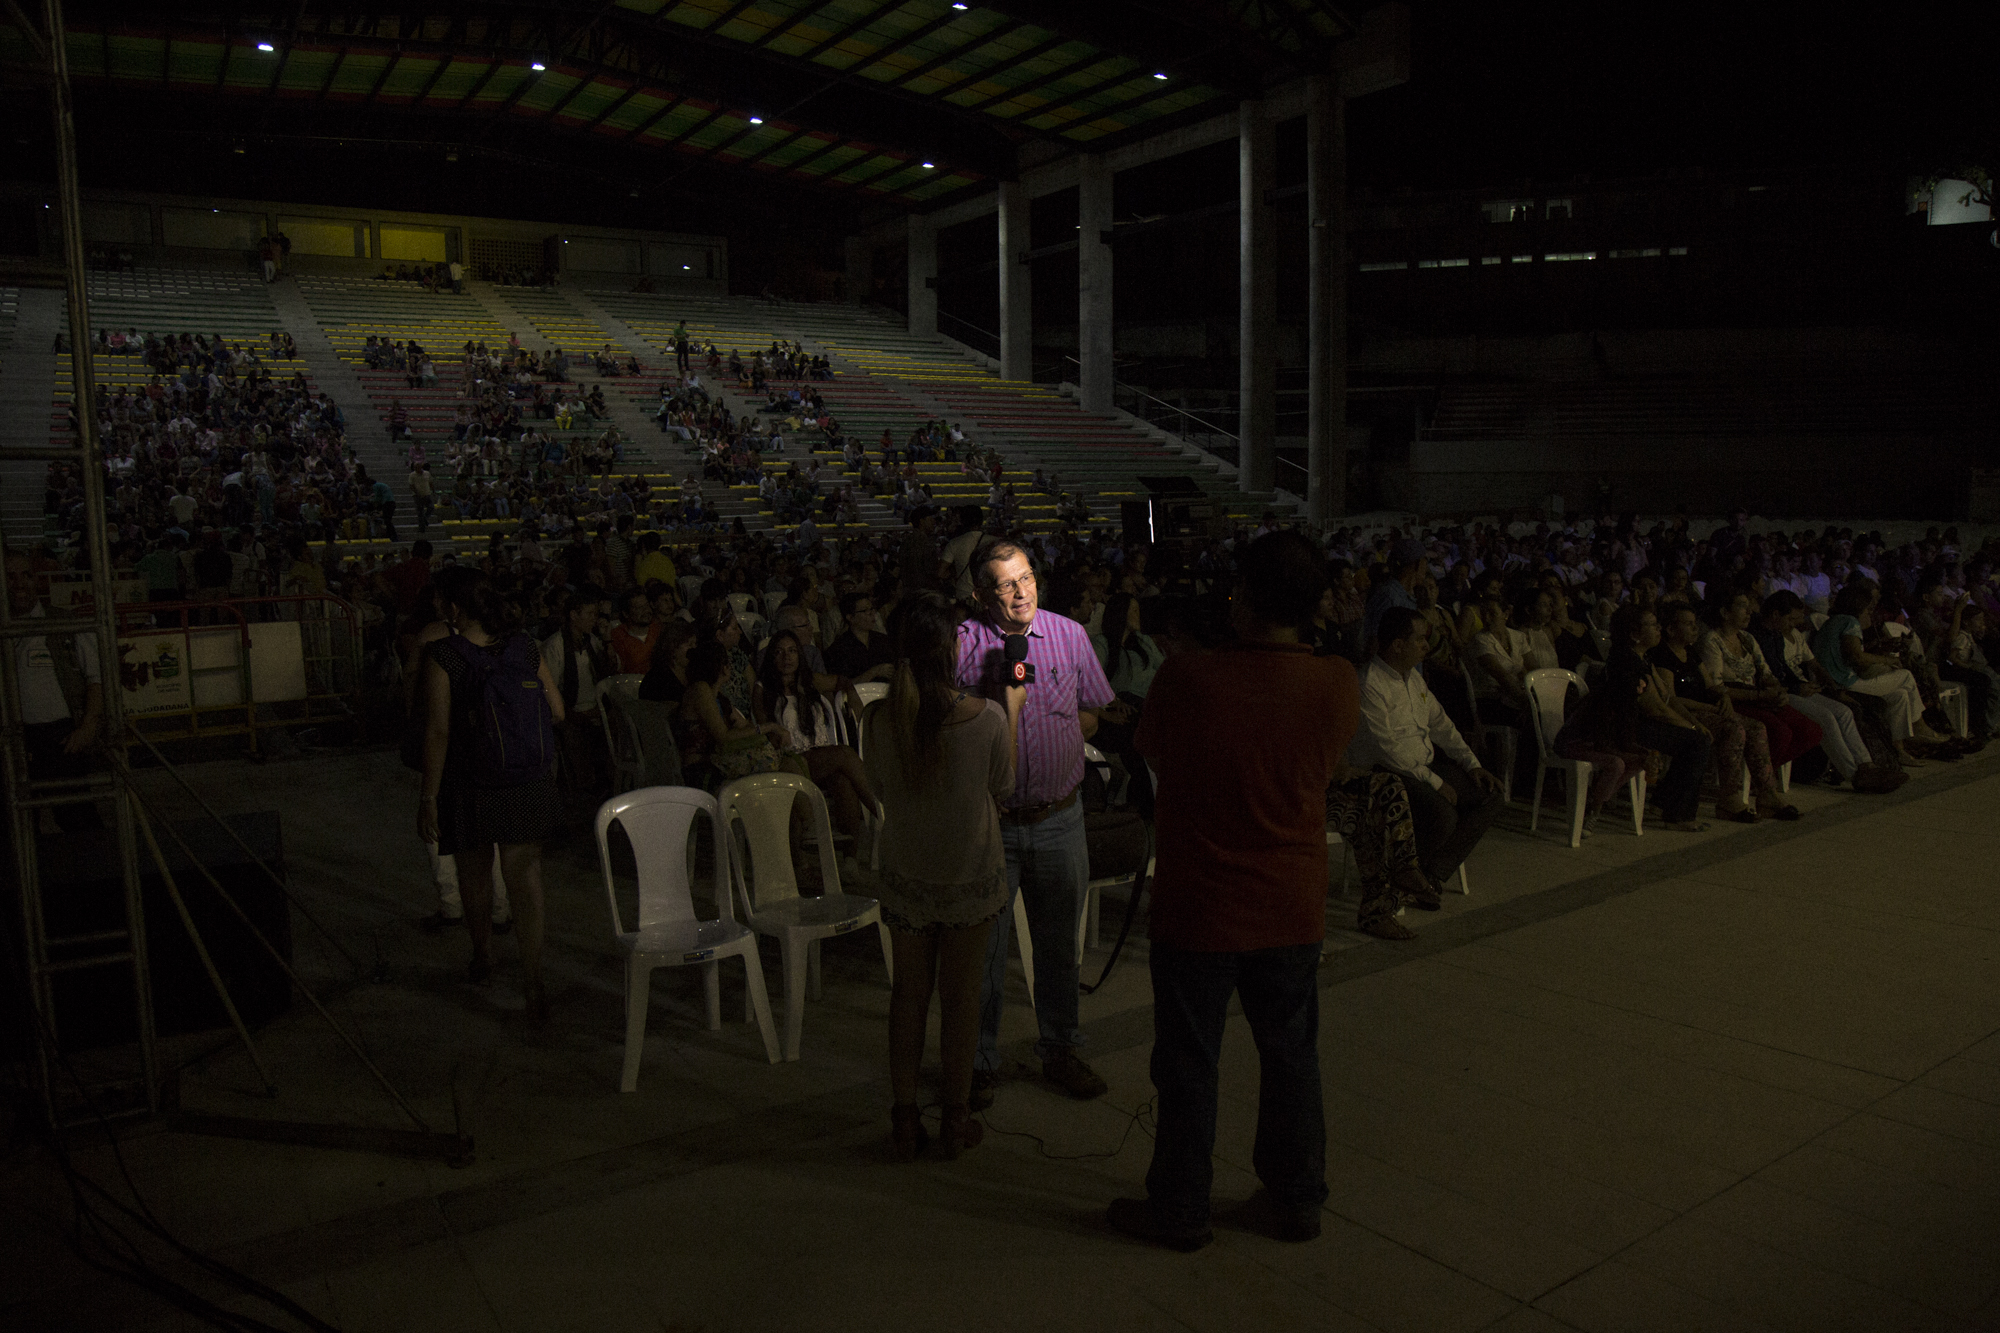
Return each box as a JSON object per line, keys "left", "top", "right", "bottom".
{"left": 1356, "top": 325, "right": 1985, "bottom": 382}
{"left": 1404, "top": 435, "right": 1985, "bottom": 520}
{"left": 1, "top": 183, "right": 726, "bottom": 286}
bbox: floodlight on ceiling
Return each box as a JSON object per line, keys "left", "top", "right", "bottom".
{"left": 749, "top": 116, "right": 764, "bottom": 124}
{"left": 922, "top": 162, "right": 935, "bottom": 169}
{"left": 952, "top": 3, "right": 969, "bottom": 9}
{"left": 256, "top": 42, "right": 275, "bottom": 52}
{"left": 530, "top": 61, "right": 546, "bottom": 71}
{"left": 1153, "top": 71, "right": 1168, "bottom": 80}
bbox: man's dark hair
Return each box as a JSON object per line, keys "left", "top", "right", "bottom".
{"left": 1376, "top": 606, "right": 1426, "bottom": 653}
{"left": 1760, "top": 588, "right": 1805, "bottom": 619}
{"left": 1237, "top": 531, "right": 1326, "bottom": 629}
{"left": 411, "top": 539, "right": 432, "bottom": 559}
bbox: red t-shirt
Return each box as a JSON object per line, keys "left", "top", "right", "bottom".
{"left": 1135, "top": 643, "right": 1359, "bottom": 952}
{"left": 608, "top": 621, "right": 662, "bottom": 675}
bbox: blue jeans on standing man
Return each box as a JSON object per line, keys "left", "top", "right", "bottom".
{"left": 1144, "top": 940, "right": 1328, "bottom": 1232}
{"left": 975, "top": 799, "right": 1089, "bottom": 1071}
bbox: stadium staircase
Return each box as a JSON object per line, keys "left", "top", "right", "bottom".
{"left": 4, "top": 270, "right": 1280, "bottom": 548}
{"left": 563, "top": 289, "right": 1275, "bottom": 538}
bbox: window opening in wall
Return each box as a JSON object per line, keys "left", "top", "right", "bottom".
{"left": 1545, "top": 199, "right": 1573, "bottom": 219}
{"left": 1667, "top": 245, "right": 1688, "bottom": 255}
{"left": 1358, "top": 260, "right": 1407, "bottom": 272}
{"left": 1415, "top": 258, "right": 1470, "bottom": 269}
{"left": 1543, "top": 251, "right": 1596, "bottom": 261}
{"left": 1481, "top": 199, "right": 1534, "bottom": 222}
{"left": 1510, "top": 254, "right": 1533, "bottom": 263}
{"left": 1480, "top": 256, "right": 1502, "bottom": 265}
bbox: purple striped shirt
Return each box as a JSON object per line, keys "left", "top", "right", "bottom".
{"left": 956, "top": 610, "right": 1115, "bottom": 808}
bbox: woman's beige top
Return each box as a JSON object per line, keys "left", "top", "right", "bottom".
{"left": 863, "top": 698, "right": 1014, "bottom": 886}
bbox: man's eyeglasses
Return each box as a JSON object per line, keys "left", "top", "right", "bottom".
{"left": 990, "top": 571, "right": 1037, "bottom": 598}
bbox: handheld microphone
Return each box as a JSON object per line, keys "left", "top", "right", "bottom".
{"left": 1003, "top": 634, "right": 1035, "bottom": 686}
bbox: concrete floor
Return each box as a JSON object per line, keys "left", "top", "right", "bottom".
{"left": 5, "top": 743, "right": 1999, "bottom": 1332}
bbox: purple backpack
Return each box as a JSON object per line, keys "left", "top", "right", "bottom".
{"left": 449, "top": 634, "right": 555, "bottom": 787}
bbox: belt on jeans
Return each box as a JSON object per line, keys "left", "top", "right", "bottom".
{"left": 998, "top": 787, "right": 1078, "bottom": 826}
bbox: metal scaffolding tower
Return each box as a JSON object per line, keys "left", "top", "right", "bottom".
{"left": 0, "top": 0, "right": 160, "bottom": 1128}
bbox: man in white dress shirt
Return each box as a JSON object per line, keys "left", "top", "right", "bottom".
{"left": 1349, "top": 607, "right": 1504, "bottom": 888}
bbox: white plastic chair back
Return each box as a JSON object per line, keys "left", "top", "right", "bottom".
{"left": 721, "top": 772, "right": 825, "bottom": 912}
{"left": 597, "top": 674, "right": 648, "bottom": 793}
{"left": 762, "top": 589, "right": 787, "bottom": 618}
{"left": 1524, "top": 667, "right": 1585, "bottom": 759}
{"left": 844, "top": 681, "right": 891, "bottom": 757}
{"left": 678, "top": 573, "right": 706, "bottom": 605}
{"left": 596, "top": 785, "right": 723, "bottom": 934}
{"left": 728, "top": 592, "right": 756, "bottom": 617}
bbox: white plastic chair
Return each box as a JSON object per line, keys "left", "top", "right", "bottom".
{"left": 727, "top": 592, "right": 757, "bottom": 618}
{"left": 595, "top": 788, "right": 780, "bottom": 1091}
{"left": 678, "top": 573, "right": 706, "bottom": 605}
{"left": 597, "top": 673, "right": 647, "bottom": 794}
{"left": 762, "top": 589, "right": 788, "bottom": 618}
{"left": 718, "top": 773, "right": 892, "bottom": 1061}
{"left": 1939, "top": 683, "right": 1968, "bottom": 738}
{"left": 1525, "top": 667, "right": 1644, "bottom": 846}
{"left": 842, "top": 680, "right": 891, "bottom": 755}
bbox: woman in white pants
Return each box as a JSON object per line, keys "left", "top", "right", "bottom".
{"left": 1811, "top": 581, "right": 1952, "bottom": 763}
{"left": 1752, "top": 591, "right": 1887, "bottom": 787}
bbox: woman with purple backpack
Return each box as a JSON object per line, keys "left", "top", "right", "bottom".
{"left": 419, "top": 565, "right": 566, "bottom": 1018}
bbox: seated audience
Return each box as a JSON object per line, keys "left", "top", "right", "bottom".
{"left": 1813, "top": 581, "right": 1951, "bottom": 764}
{"left": 1747, "top": 591, "right": 1896, "bottom": 791}
{"left": 1606, "top": 604, "right": 1714, "bottom": 832}
{"left": 1652, "top": 603, "right": 1798, "bottom": 821}
{"left": 1350, "top": 607, "right": 1505, "bottom": 900}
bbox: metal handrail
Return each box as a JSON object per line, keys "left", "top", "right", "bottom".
{"left": 936, "top": 311, "right": 998, "bottom": 357}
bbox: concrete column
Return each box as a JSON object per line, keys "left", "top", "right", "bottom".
{"left": 1306, "top": 75, "right": 1347, "bottom": 524}
{"left": 1238, "top": 101, "right": 1276, "bottom": 494}
{"left": 906, "top": 216, "right": 936, "bottom": 337}
{"left": 1077, "top": 155, "right": 1114, "bottom": 413}
{"left": 997, "top": 179, "right": 1032, "bottom": 381}
{"left": 844, "top": 235, "right": 873, "bottom": 304}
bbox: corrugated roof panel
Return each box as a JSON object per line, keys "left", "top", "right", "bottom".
{"left": 378, "top": 56, "right": 440, "bottom": 101}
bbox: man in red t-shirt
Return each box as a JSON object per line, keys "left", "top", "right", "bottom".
{"left": 386, "top": 540, "right": 433, "bottom": 617}
{"left": 1117, "top": 531, "right": 1357, "bottom": 1251}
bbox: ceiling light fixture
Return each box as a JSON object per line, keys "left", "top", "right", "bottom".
{"left": 749, "top": 116, "right": 764, "bottom": 124}
{"left": 530, "top": 61, "right": 546, "bottom": 71}
{"left": 256, "top": 42, "right": 275, "bottom": 52}
{"left": 921, "top": 162, "right": 935, "bottom": 169}
{"left": 1152, "top": 71, "right": 1168, "bottom": 80}
{"left": 952, "top": 3, "right": 969, "bottom": 9}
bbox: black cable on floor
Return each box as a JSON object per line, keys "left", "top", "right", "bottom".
{"left": 0, "top": 892, "right": 341, "bottom": 1332}
{"left": 973, "top": 1097, "right": 1157, "bottom": 1163}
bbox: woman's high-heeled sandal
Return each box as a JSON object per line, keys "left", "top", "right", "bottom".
{"left": 937, "top": 1104, "right": 983, "bottom": 1161}
{"left": 890, "top": 1103, "right": 928, "bottom": 1162}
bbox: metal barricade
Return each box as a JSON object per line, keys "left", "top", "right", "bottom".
{"left": 109, "top": 594, "right": 364, "bottom": 750}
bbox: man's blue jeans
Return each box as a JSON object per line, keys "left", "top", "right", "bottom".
{"left": 975, "top": 799, "right": 1089, "bottom": 1071}
{"left": 1145, "top": 941, "right": 1328, "bottom": 1231}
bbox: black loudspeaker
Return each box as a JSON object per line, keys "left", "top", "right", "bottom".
{"left": 12, "top": 813, "right": 292, "bottom": 1052}
{"left": 1120, "top": 501, "right": 1151, "bottom": 545}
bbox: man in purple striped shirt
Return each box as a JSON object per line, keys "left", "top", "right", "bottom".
{"left": 956, "top": 540, "right": 1116, "bottom": 1106}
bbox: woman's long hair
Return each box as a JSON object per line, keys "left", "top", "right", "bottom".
{"left": 887, "top": 592, "right": 964, "bottom": 784}
{"left": 756, "top": 627, "right": 823, "bottom": 721}
{"left": 1101, "top": 591, "right": 1153, "bottom": 674}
